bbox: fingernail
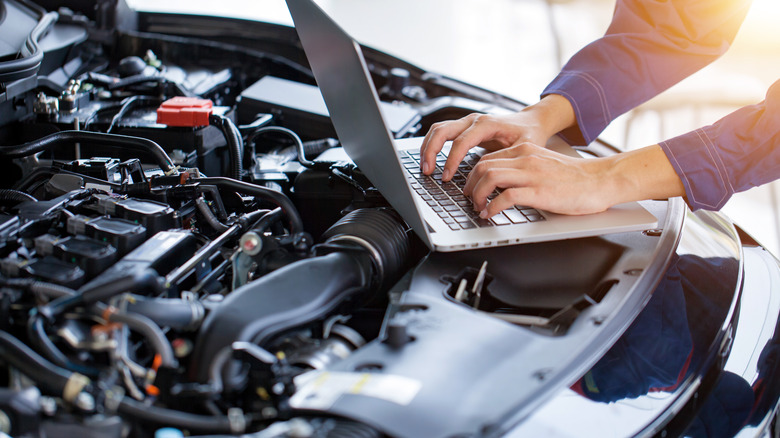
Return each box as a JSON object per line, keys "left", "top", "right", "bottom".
{"left": 479, "top": 210, "right": 488, "bottom": 219}
{"left": 442, "top": 168, "right": 452, "bottom": 181}
{"left": 422, "top": 162, "right": 430, "bottom": 174}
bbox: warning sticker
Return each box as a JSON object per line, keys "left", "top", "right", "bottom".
{"left": 290, "top": 371, "right": 422, "bottom": 410}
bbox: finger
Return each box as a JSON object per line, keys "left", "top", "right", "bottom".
{"left": 470, "top": 167, "right": 533, "bottom": 212}
{"left": 442, "top": 119, "right": 503, "bottom": 181}
{"left": 480, "top": 142, "right": 541, "bottom": 161}
{"left": 420, "top": 118, "right": 473, "bottom": 175}
{"left": 462, "top": 144, "right": 537, "bottom": 194}
{"left": 481, "top": 188, "right": 536, "bottom": 218}
{"left": 463, "top": 157, "right": 524, "bottom": 196}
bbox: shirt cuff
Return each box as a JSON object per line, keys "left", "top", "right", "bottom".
{"left": 658, "top": 128, "right": 733, "bottom": 211}
{"left": 542, "top": 71, "right": 614, "bottom": 145}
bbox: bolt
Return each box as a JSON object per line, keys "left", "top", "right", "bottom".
{"left": 39, "top": 396, "right": 57, "bottom": 416}
{"left": 624, "top": 269, "right": 643, "bottom": 276}
{"left": 240, "top": 232, "right": 262, "bottom": 256}
{"left": 75, "top": 392, "right": 95, "bottom": 411}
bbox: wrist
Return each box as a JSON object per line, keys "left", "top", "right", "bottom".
{"left": 602, "top": 145, "right": 686, "bottom": 206}
{"left": 523, "top": 94, "right": 577, "bottom": 138}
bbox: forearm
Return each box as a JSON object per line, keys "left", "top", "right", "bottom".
{"left": 603, "top": 145, "right": 686, "bottom": 206}
{"left": 543, "top": 0, "right": 751, "bottom": 145}
{"left": 522, "top": 94, "right": 577, "bottom": 140}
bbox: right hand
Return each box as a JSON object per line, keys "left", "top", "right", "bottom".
{"left": 419, "top": 94, "right": 577, "bottom": 182}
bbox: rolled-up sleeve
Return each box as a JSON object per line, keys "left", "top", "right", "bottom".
{"left": 659, "top": 79, "right": 780, "bottom": 210}
{"left": 542, "top": 0, "right": 752, "bottom": 145}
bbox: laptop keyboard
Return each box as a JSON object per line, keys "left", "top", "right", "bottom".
{"left": 400, "top": 149, "right": 545, "bottom": 231}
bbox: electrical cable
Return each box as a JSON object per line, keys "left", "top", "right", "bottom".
{"left": 106, "top": 96, "right": 162, "bottom": 133}
{"left": 0, "top": 131, "right": 176, "bottom": 173}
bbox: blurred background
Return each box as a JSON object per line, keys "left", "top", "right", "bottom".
{"left": 130, "top": 0, "right": 780, "bottom": 254}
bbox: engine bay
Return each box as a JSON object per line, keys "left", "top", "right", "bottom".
{"left": 0, "top": 1, "right": 673, "bottom": 437}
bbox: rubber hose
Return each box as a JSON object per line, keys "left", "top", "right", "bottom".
{"left": 26, "top": 314, "right": 98, "bottom": 377}
{"left": 209, "top": 115, "right": 243, "bottom": 180}
{"left": 108, "top": 312, "right": 177, "bottom": 368}
{"left": 0, "top": 189, "right": 37, "bottom": 203}
{"left": 192, "top": 177, "right": 303, "bottom": 236}
{"left": 0, "top": 11, "right": 56, "bottom": 81}
{"left": 195, "top": 196, "right": 229, "bottom": 233}
{"left": 123, "top": 297, "right": 204, "bottom": 331}
{"left": 0, "top": 330, "right": 81, "bottom": 398}
{"left": 117, "top": 398, "right": 239, "bottom": 434}
{"left": 250, "top": 207, "right": 282, "bottom": 233}
{"left": 0, "top": 131, "right": 175, "bottom": 173}
{"left": 106, "top": 74, "right": 166, "bottom": 90}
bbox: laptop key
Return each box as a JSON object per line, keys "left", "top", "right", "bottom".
{"left": 503, "top": 209, "right": 528, "bottom": 224}
{"left": 491, "top": 213, "right": 511, "bottom": 226}
{"left": 474, "top": 218, "right": 493, "bottom": 227}
{"left": 526, "top": 214, "right": 546, "bottom": 222}
{"left": 460, "top": 222, "right": 477, "bottom": 229}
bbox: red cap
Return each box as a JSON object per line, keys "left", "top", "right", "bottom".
{"left": 156, "top": 97, "right": 213, "bottom": 127}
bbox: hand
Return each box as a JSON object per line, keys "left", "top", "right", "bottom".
{"left": 419, "top": 94, "right": 576, "bottom": 182}
{"left": 463, "top": 143, "right": 686, "bottom": 217}
{"left": 463, "top": 143, "right": 612, "bottom": 216}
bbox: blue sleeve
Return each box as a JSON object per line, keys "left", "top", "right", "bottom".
{"left": 659, "top": 79, "right": 780, "bottom": 210}
{"left": 541, "top": 0, "right": 752, "bottom": 145}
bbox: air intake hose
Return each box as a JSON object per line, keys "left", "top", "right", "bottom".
{"left": 190, "top": 208, "right": 409, "bottom": 384}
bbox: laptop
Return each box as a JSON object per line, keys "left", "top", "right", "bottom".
{"left": 285, "top": 0, "right": 658, "bottom": 252}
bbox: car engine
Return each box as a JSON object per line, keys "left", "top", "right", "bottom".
{"left": 0, "top": 1, "right": 541, "bottom": 436}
